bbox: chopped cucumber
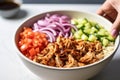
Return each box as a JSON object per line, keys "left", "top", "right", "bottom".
{"left": 102, "top": 38, "right": 109, "bottom": 46}
{"left": 77, "top": 30, "right": 83, "bottom": 35}
{"left": 74, "top": 32, "right": 81, "bottom": 39}
{"left": 84, "top": 22, "right": 91, "bottom": 28}
{"left": 76, "top": 24, "right": 84, "bottom": 29}
{"left": 71, "top": 19, "right": 78, "bottom": 25}
{"left": 88, "top": 35, "right": 97, "bottom": 42}
{"left": 71, "top": 28, "right": 75, "bottom": 34}
{"left": 71, "top": 18, "right": 115, "bottom": 47}
{"left": 97, "top": 29, "right": 107, "bottom": 36}
{"left": 74, "top": 30, "right": 83, "bottom": 39}
{"left": 94, "top": 24, "right": 101, "bottom": 30}
{"left": 90, "top": 27, "right": 98, "bottom": 34}
{"left": 81, "top": 34, "right": 88, "bottom": 41}
{"left": 84, "top": 29, "right": 91, "bottom": 34}
{"left": 90, "top": 21, "right": 97, "bottom": 27}
{"left": 81, "top": 18, "right": 88, "bottom": 24}
{"left": 107, "top": 35, "right": 115, "bottom": 42}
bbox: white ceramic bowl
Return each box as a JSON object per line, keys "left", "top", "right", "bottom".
{"left": 14, "top": 10, "right": 120, "bottom": 80}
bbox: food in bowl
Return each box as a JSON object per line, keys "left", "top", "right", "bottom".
{"left": 18, "top": 13, "right": 115, "bottom": 68}
{"left": 15, "top": 10, "right": 120, "bottom": 80}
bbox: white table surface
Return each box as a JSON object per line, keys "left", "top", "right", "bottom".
{"left": 0, "top": 4, "right": 120, "bottom": 80}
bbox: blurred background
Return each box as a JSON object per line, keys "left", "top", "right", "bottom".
{"left": 0, "top": 0, "right": 105, "bottom": 4}
{"left": 22, "top": 0, "right": 105, "bottom": 4}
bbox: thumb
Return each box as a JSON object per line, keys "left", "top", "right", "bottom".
{"left": 111, "top": 14, "right": 120, "bottom": 38}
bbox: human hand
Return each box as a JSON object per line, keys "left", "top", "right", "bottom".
{"left": 97, "top": 0, "right": 120, "bottom": 38}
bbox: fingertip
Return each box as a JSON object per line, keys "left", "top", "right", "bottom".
{"left": 111, "top": 14, "right": 120, "bottom": 38}
{"left": 111, "top": 29, "right": 119, "bottom": 38}
{"left": 96, "top": 8, "right": 105, "bottom": 16}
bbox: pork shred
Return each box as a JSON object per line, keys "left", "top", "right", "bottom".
{"left": 33, "top": 36, "right": 104, "bottom": 68}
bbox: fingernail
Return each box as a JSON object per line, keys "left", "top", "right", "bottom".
{"left": 111, "top": 29, "right": 118, "bottom": 38}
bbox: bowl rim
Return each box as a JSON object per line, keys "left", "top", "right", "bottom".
{"left": 14, "top": 10, "right": 120, "bottom": 70}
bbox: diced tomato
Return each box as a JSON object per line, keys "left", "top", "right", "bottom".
{"left": 20, "top": 44, "right": 28, "bottom": 51}
{"left": 29, "top": 48, "right": 36, "bottom": 56}
{"left": 18, "top": 27, "right": 48, "bottom": 60}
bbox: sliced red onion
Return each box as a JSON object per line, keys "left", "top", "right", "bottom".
{"left": 37, "top": 20, "right": 48, "bottom": 27}
{"left": 32, "top": 13, "right": 77, "bottom": 42}
{"left": 33, "top": 23, "right": 43, "bottom": 29}
{"left": 61, "top": 15, "right": 69, "bottom": 20}
{"left": 63, "top": 23, "right": 78, "bottom": 31}
{"left": 44, "top": 24, "right": 64, "bottom": 34}
{"left": 50, "top": 14, "right": 59, "bottom": 20}
{"left": 58, "top": 32, "right": 64, "bottom": 36}
{"left": 40, "top": 30, "right": 55, "bottom": 42}
{"left": 54, "top": 22, "right": 66, "bottom": 31}
{"left": 33, "top": 23, "right": 39, "bottom": 30}
{"left": 46, "top": 13, "right": 50, "bottom": 17}
{"left": 47, "top": 23, "right": 56, "bottom": 28}
{"left": 69, "top": 32, "right": 73, "bottom": 38}
{"left": 64, "top": 33, "right": 69, "bottom": 38}
{"left": 39, "top": 27, "right": 57, "bottom": 36}
{"left": 45, "top": 16, "right": 49, "bottom": 21}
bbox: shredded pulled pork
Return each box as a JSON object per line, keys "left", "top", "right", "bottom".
{"left": 33, "top": 36, "right": 104, "bottom": 68}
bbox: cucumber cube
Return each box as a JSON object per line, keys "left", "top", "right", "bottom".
{"left": 88, "top": 35, "right": 97, "bottom": 41}
{"left": 74, "top": 30, "right": 83, "bottom": 39}
{"left": 81, "top": 34, "right": 88, "bottom": 41}
{"left": 71, "top": 19, "right": 78, "bottom": 25}
{"left": 102, "top": 38, "right": 109, "bottom": 46}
